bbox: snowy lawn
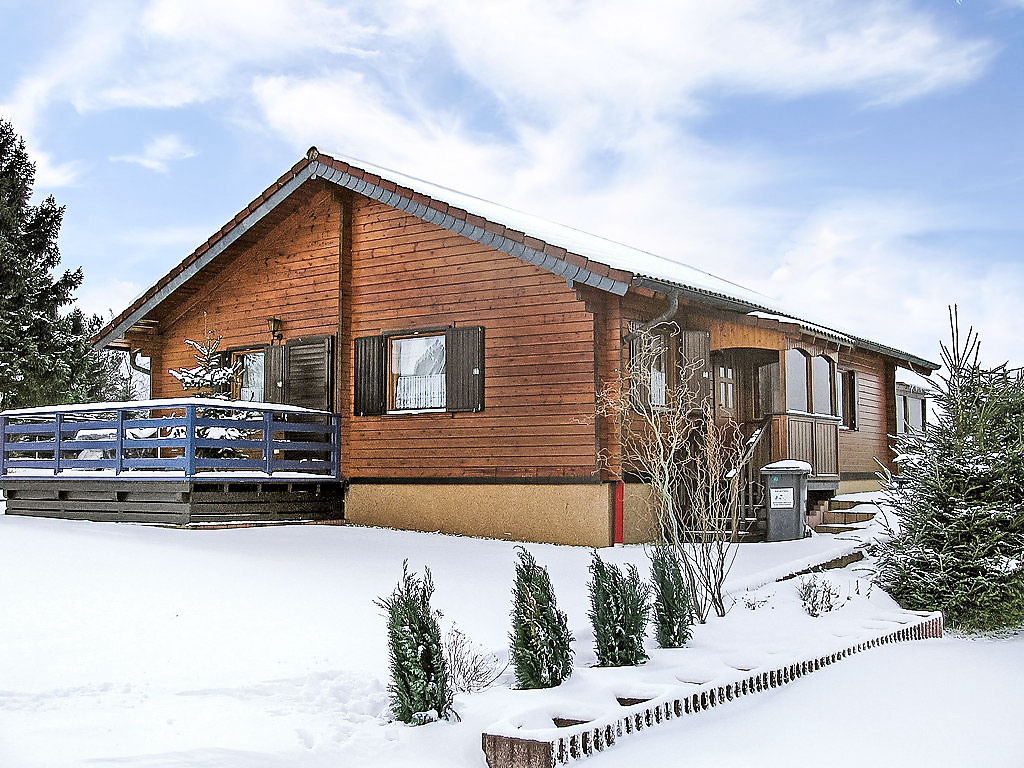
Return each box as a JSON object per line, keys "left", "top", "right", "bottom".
{"left": 0, "top": 511, "right": 1020, "bottom": 766}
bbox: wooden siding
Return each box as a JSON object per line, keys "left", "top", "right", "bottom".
{"left": 838, "top": 349, "right": 894, "bottom": 476}
{"left": 147, "top": 182, "right": 342, "bottom": 400}
{"left": 342, "top": 195, "right": 600, "bottom": 479}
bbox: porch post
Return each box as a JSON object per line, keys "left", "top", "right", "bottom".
{"left": 53, "top": 412, "right": 63, "bottom": 475}
{"left": 263, "top": 411, "right": 274, "bottom": 476}
{"left": 115, "top": 408, "right": 125, "bottom": 475}
{"left": 0, "top": 415, "right": 6, "bottom": 476}
{"left": 185, "top": 405, "right": 197, "bottom": 477}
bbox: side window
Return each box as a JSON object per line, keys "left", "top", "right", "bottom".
{"left": 354, "top": 326, "right": 484, "bottom": 416}
{"left": 388, "top": 334, "right": 446, "bottom": 411}
{"left": 627, "top": 322, "right": 669, "bottom": 410}
{"left": 811, "top": 355, "right": 834, "bottom": 416}
{"left": 785, "top": 349, "right": 809, "bottom": 412}
{"left": 231, "top": 348, "right": 266, "bottom": 402}
{"left": 838, "top": 369, "right": 857, "bottom": 429}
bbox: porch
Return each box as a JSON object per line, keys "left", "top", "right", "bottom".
{"left": 0, "top": 398, "right": 344, "bottom": 525}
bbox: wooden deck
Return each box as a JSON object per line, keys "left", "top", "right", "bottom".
{"left": 0, "top": 398, "right": 344, "bottom": 525}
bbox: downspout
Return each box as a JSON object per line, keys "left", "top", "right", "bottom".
{"left": 621, "top": 290, "right": 680, "bottom": 345}
{"left": 128, "top": 350, "right": 151, "bottom": 376}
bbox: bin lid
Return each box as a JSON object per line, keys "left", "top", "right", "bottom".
{"left": 760, "top": 460, "right": 812, "bottom": 474}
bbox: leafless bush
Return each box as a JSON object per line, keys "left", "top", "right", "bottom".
{"left": 593, "top": 325, "right": 759, "bottom": 621}
{"left": 443, "top": 624, "right": 507, "bottom": 694}
{"left": 797, "top": 574, "right": 841, "bottom": 617}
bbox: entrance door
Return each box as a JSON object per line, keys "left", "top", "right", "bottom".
{"left": 714, "top": 353, "right": 738, "bottom": 422}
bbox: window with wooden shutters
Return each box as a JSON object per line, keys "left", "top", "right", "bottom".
{"left": 284, "top": 336, "right": 333, "bottom": 411}
{"left": 353, "top": 327, "right": 484, "bottom": 416}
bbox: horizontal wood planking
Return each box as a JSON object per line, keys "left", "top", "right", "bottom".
{"left": 149, "top": 182, "right": 341, "bottom": 399}
{"left": 344, "top": 194, "right": 600, "bottom": 478}
{"left": 838, "top": 349, "right": 893, "bottom": 475}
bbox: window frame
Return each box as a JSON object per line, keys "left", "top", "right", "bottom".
{"left": 838, "top": 368, "right": 858, "bottom": 430}
{"left": 386, "top": 332, "right": 448, "bottom": 414}
{"left": 229, "top": 346, "right": 268, "bottom": 403}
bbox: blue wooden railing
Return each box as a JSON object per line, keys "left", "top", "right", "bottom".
{"left": 0, "top": 398, "right": 341, "bottom": 481}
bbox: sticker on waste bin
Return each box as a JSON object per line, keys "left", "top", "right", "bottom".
{"left": 770, "top": 488, "right": 794, "bottom": 509}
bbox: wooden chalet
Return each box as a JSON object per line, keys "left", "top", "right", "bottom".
{"left": 0, "top": 148, "right": 938, "bottom": 545}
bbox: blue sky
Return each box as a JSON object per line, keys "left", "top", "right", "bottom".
{"left": 2, "top": 0, "right": 1022, "bottom": 370}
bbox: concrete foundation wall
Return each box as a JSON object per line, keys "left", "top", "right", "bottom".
{"left": 346, "top": 482, "right": 615, "bottom": 547}
{"left": 623, "top": 482, "right": 658, "bottom": 544}
{"left": 838, "top": 478, "right": 882, "bottom": 495}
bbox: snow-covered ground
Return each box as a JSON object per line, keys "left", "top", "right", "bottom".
{"left": 0, "top": 510, "right": 1020, "bottom": 766}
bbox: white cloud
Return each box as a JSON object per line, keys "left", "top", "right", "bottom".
{"left": 763, "top": 199, "right": 1024, "bottom": 367}
{"left": 75, "top": 276, "right": 142, "bottom": 319}
{"left": 111, "top": 134, "right": 197, "bottom": 173}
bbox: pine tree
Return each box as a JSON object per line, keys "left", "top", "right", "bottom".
{"left": 376, "top": 562, "right": 454, "bottom": 724}
{"left": 168, "top": 325, "right": 241, "bottom": 395}
{"left": 0, "top": 119, "right": 93, "bottom": 409}
{"left": 876, "top": 310, "right": 1024, "bottom": 632}
{"left": 588, "top": 551, "right": 650, "bottom": 666}
{"left": 650, "top": 545, "right": 693, "bottom": 648}
{"left": 509, "top": 546, "right": 574, "bottom": 689}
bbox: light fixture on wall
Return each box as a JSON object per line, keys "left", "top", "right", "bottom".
{"left": 267, "top": 316, "right": 284, "bottom": 345}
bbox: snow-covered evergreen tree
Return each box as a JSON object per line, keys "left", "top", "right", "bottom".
{"left": 0, "top": 119, "right": 95, "bottom": 408}
{"left": 650, "top": 544, "right": 693, "bottom": 648}
{"left": 376, "top": 562, "right": 454, "bottom": 724}
{"left": 588, "top": 551, "right": 650, "bottom": 666}
{"left": 876, "top": 310, "right": 1024, "bottom": 632}
{"left": 168, "top": 328, "right": 241, "bottom": 396}
{"left": 509, "top": 546, "right": 573, "bottom": 689}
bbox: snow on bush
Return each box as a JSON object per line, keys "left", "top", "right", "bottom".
{"left": 376, "top": 562, "right": 454, "bottom": 724}
{"left": 588, "top": 550, "right": 650, "bottom": 666}
{"left": 876, "top": 310, "right": 1024, "bottom": 632}
{"left": 650, "top": 544, "right": 693, "bottom": 648}
{"left": 509, "top": 546, "right": 574, "bottom": 689}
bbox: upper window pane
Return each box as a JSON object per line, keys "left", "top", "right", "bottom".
{"left": 785, "top": 349, "right": 808, "bottom": 412}
{"left": 235, "top": 350, "right": 265, "bottom": 402}
{"left": 390, "top": 335, "right": 446, "bottom": 410}
{"left": 811, "top": 356, "right": 833, "bottom": 415}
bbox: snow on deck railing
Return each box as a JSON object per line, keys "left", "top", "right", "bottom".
{"left": 0, "top": 398, "right": 340, "bottom": 481}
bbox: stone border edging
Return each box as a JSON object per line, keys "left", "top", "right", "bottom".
{"left": 481, "top": 612, "right": 943, "bottom": 768}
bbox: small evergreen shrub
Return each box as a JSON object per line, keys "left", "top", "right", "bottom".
{"left": 509, "top": 547, "right": 574, "bottom": 689}
{"left": 876, "top": 312, "right": 1024, "bottom": 632}
{"left": 588, "top": 551, "right": 650, "bottom": 666}
{"left": 376, "top": 562, "right": 454, "bottom": 724}
{"left": 649, "top": 545, "right": 693, "bottom": 648}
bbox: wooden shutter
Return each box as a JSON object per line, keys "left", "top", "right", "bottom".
{"left": 445, "top": 326, "right": 485, "bottom": 412}
{"left": 284, "top": 335, "right": 333, "bottom": 411}
{"left": 678, "top": 330, "right": 712, "bottom": 408}
{"left": 264, "top": 345, "right": 285, "bottom": 404}
{"left": 353, "top": 335, "right": 385, "bottom": 416}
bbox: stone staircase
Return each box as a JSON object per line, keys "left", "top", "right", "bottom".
{"left": 813, "top": 496, "right": 880, "bottom": 534}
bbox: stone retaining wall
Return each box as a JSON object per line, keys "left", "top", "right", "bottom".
{"left": 482, "top": 612, "right": 943, "bottom": 768}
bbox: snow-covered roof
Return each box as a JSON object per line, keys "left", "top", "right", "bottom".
{"left": 93, "top": 148, "right": 938, "bottom": 371}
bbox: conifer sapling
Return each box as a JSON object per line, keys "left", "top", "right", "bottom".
{"left": 650, "top": 544, "right": 693, "bottom": 648}
{"left": 588, "top": 551, "right": 651, "bottom": 666}
{"left": 376, "top": 561, "right": 454, "bottom": 724}
{"left": 509, "top": 546, "right": 574, "bottom": 689}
